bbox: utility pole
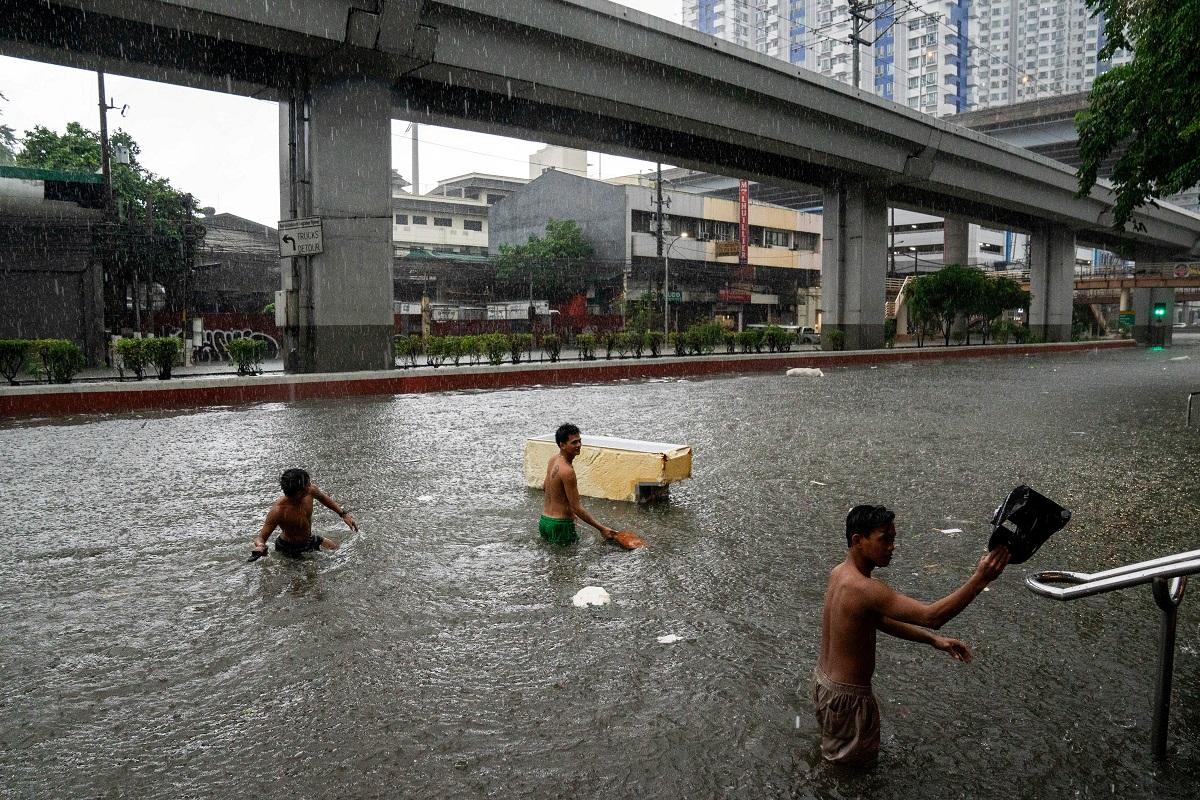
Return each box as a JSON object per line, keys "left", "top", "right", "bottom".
{"left": 849, "top": 1, "right": 874, "bottom": 91}
{"left": 655, "top": 162, "right": 664, "bottom": 257}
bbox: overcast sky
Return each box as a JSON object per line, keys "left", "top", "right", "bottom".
{"left": 0, "top": 0, "right": 682, "bottom": 227}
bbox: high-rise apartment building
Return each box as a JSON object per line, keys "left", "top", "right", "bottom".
{"left": 681, "top": 1, "right": 1129, "bottom": 117}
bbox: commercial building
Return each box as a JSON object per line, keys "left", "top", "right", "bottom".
{"left": 489, "top": 169, "right": 823, "bottom": 330}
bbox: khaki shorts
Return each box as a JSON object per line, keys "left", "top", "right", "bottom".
{"left": 810, "top": 667, "right": 881, "bottom": 765}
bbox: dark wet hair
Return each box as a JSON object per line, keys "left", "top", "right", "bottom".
{"left": 280, "top": 468, "right": 310, "bottom": 498}
{"left": 845, "top": 504, "right": 895, "bottom": 547}
{"left": 555, "top": 423, "right": 581, "bottom": 446}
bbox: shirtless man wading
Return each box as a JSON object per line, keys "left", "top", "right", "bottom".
{"left": 250, "top": 468, "right": 359, "bottom": 559}
{"left": 813, "top": 504, "right": 1009, "bottom": 765}
{"left": 539, "top": 423, "right": 616, "bottom": 546}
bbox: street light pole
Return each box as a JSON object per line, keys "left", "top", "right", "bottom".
{"left": 663, "top": 232, "right": 688, "bottom": 336}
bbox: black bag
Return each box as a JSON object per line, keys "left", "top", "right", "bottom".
{"left": 988, "top": 485, "right": 1072, "bottom": 564}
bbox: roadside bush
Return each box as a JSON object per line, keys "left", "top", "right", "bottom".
{"left": 690, "top": 322, "right": 725, "bottom": 354}
{"left": 461, "top": 335, "right": 482, "bottom": 365}
{"left": 0, "top": 339, "right": 33, "bottom": 385}
{"left": 686, "top": 330, "right": 704, "bottom": 356}
{"left": 227, "top": 337, "right": 267, "bottom": 376}
{"left": 723, "top": 331, "right": 737, "bottom": 354}
{"left": 575, "top": 333, "right": 597, "bottom": 360}
{"left": 543, "top": 333, "right": 562, "bottom": 363}
{"left": 509, "top": 333, "right": 533, "bottom": 364}
{"left": 443, "top": 336, "right": 469, "bottom": 367}
{"left": 33, "top": 339, "right": 85, "bottom": 384}
{"left": 480, "top": 333, "right": 508, "bottom": 365}
{"left": 991, "top": 319, "right": 1013, "bottom": 344}
{"left": 1012, "top": 325, "right": 1030, "bottom": 344}
{"left": 630, "top": 331, "right": 646, "bottom": 359}
{"left": 669, "top": 332, "right": 687, "bottom": 356}
{"left": 603, "top": 331, "right": 618, "bottom": 359}
{"left": 394, "top": 335, "right": 422, "bottom": 367}
{"left": 647, "top": 331, "right": 664, "bottom": 357}
{"left": 824, "top": 329, "right": 846, "bottom": 351}
{"left": 116, "top": 338, "right": 150, "bottom": 380}
{"left": 735, "top": 330, "right": 757, "bottom": 354}
{"left": 613, "top": 331, "right": 633, "bottom": 358}
{"left": 763, "top": 325, "right": 793, "bottom": 353}
{"left": 144, "top": 336, "right": 182, "bottom": 380}
{"left": 508, "top": 333, "right": 532, "bottom": 364}
{"left": 424, "top": 336, "right": 447, "bottom": 367}
{"left": 883, "top": 319, "right": 897, "bottom": 349}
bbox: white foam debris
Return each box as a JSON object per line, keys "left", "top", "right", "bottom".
{"left": 572, "top": 586, "right": 611, "bottom": 607}
{"left": 1169, "top": 356, "right": 1189, "bottom": 361}
{"left": 656, "top": 634, "right": 682, "bottom": 644}
{"left": 936, "top": 528, "right": 963, "bottom": 534}
{"left": 786, "top": 367, "right": 824, "bottom": 377}
{"left": 417, "top": 495, "right": 434, "bottom": 502}
{"left": 810, "top": 480, "right": 828, "bottom": 486}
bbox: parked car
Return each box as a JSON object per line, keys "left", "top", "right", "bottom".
{"left": 798, "top": 326, "right": 821, "bottom": 344}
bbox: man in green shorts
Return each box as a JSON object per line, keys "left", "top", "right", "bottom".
{"left": 540, "top": 423, "right": 617, "bottom": 546}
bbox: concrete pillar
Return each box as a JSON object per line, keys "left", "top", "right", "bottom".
{"left": 1119, "top": 288, "right": 1131, "bottom": 312}
{"left": 1130, "top": 287, "right": 1176, "bottom": 346}
{"left": 279, "top": 75, "right": 394, "bottom": 373}
{"left": 1027, "top": 224, "right": 1075, "bottom": 342}
{"left": 943, "top": 217, "right": 971, "bottom": 266}
{"left": 821, "top": 182, "right": 888, "bottom": 349}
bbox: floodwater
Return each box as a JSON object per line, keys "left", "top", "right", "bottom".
{"left": 2, "top": 342, "right": 1199, "bottom": 799}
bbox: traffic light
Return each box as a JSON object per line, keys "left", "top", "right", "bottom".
{"left": 1153, "top": 302, "right": 1167, "bottom": 319}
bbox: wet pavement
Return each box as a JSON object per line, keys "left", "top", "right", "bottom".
{"left": 2, "top": 340, "right": 1198, "bottom": 798}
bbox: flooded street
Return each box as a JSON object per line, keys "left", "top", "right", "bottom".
{"left": 3, "top": 343, "right": 1199, "bottom": 799}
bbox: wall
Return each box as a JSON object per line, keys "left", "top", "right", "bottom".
{"left": 0, "top": 221, "right": 104, "bottom": 363}
{"left": 488, "top": 170, "right": 628, "bottom": 266}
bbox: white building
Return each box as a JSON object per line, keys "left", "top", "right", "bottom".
{"left": 392, "top": 173, "right": 528, "bottom": 258}
{"left": 681, "top": 1, "right": 1130, "bottom": 117}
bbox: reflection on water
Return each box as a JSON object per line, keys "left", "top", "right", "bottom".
{"left": 2, "top": 344, "right": 1198, "bottom": 798}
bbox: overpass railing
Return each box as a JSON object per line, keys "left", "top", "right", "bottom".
{"left": 1027, "top": 549, "right": 1200, "bottom": 759}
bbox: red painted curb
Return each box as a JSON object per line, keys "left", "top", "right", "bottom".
{"left": 0, "top": 340, "right": 1133, "bottom": 419}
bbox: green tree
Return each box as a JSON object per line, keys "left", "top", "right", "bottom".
{"left": 910, "top": 265, "right": 989, "bottom": 346}
{"left": 1075, "top": 1, "right": 1200, "bottom": 228}
{"left": 495, "top": 219, "right": 594, "bottom": 302}
{"left": 972, "top": 275, "right": 1029, "bottom": 343}
{"left": 0, "top": 91, "right": 17, "bottom": 165}
{"left": 16, "top": 122, "right": 204, "bottom": 327}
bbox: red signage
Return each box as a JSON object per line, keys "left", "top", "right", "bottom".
{"left": 719, "top": 289, "right": 752, "bottom": 303}
{"left": 738, "top": 178, "right": 749, "bottom": 267}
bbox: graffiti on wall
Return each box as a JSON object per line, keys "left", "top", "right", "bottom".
{"left": 167, "top": 327, "right": 280, "bottom": 362}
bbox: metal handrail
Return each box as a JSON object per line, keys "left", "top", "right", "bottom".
{"left": 1025, "top": 548, "right": 1200, "bottom": 600}
{"left": 1026, "top": 548, "right": 1198, "bottom": 759}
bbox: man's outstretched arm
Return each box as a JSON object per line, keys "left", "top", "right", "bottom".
{"left": 310, "top": 485, "right": 359, "bottom": 531}
{"left": 868, "top": 547, "right": 1010, "bottom": 630}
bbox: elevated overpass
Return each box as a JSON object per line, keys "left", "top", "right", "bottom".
{"left": 4, "top": 0, "right": 1200, "bottom": 367}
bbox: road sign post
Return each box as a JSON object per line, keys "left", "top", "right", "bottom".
{"left": 277, "top": 216, "right": 323, "bottom": 257}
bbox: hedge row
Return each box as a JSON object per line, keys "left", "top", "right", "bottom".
{"left": 392, "top": 324, "right": 807, "bottom": 367}
{"left": 0, "top": 339, "right": 87, "bottom": 385}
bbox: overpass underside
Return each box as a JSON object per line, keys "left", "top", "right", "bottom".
{"left": 4, "top": 0, "right": 1199, "bottom": 368}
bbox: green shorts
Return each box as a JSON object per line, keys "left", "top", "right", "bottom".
{"left": 539, "top": 515, "right": 578, "bottom": 545}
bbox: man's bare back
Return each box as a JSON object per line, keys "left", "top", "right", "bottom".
{"left": 542, "top": 454, "right": 574, "bottom": 520}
